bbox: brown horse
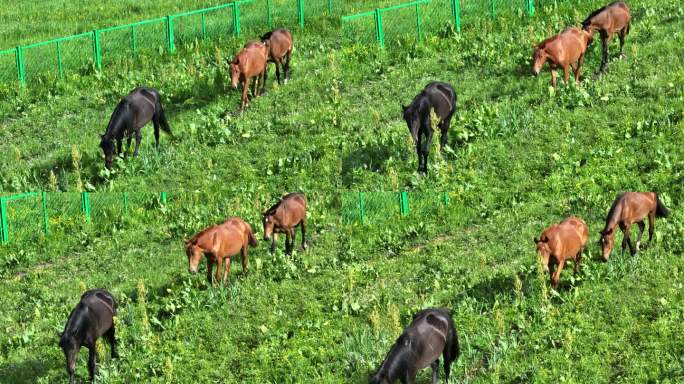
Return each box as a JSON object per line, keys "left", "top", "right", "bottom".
{"left": 582, "top": 1, "right": 631, "bottom": 72}
{"left": 534, "top": 217, "right": 589, "bottom": 289}
{"left": 532, "top": 27, "right": 594, "bottom": 88}
{"left": 600, "top": 192, "right": 669, "bottom": 260}
{"left": 262, "top": 193, "right": 307, "bottom": 255}
{"left": 185, "top": 217, "right": 258, "bottom": 285}
{"left": 230, "top": 43, "right": 268, "bottom": 112}
{"left": 260, "top": 28, "right": 293, "bottom": 87}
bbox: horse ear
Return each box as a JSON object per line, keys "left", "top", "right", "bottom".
{"left": 533, "top": 237, "right": 539, "bottom": 244}
{"left": 540, "top": 235, "right": 548, "bottom": 243}
{"left": 401, "top": 104, "right": 408, "bottom": 112}
{"left": 602, "top": 228, "right": 613, "bottom": 236}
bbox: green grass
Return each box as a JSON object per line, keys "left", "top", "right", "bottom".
{"left": 1, "top": 0, "right": 684, "bottom": 382}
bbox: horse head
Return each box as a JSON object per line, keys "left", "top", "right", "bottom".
{"left": 59, "top": 328, "right": 79, "bottom": 382}
{"left": 185, "top": 241, "right": 202, "bottom": 274}
{"left": 229, "top": 57, "right": 241, "bottom": 89}
{"left": 402, "top": 104, "right": 419, "bottom": 145}
{"left": 99, "top": 134, "right": 115, "bottom": 169}
{"left": 531, "top": 47, "right": 547, "bottom": 76}
{"left": 534, "top": 235, "right": 551, "bottom": 273}
{"left": 262, "top": 212, "right": 276, "bottom": 241}
{"left": 599, "top": 228, "right": 614, "bottom": 261}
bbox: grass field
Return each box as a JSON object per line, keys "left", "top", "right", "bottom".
{"left": 1, "top": 0, "right": 684, "bottom": 382}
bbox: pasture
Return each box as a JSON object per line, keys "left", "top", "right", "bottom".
{"left": 1, "top": 0, "right": 684, "bottom": 382}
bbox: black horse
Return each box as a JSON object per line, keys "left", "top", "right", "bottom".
{"left": 59, "top": 289, "right": 118, "bottom": 384}
{"left": 370, "top": 308, "right": 459, "bottom": 384}
{"left": 100, "top": 87, "right": 172, "bottom": 169}
{"left": 402, "top": 82, "right": 457, "bottom": 174}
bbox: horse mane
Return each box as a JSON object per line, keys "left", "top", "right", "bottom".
{"left": 102, "top": 101, "right": 129, "bottom": 142}
{"left": 62, "top": 302, "right": 89, "bottom": 339}
{"left": 375, "top": 334, "right": 413, "bottom": 380}
{"left": 582, "top": 1, "right": 621, "bottom": 27}
{"left": 260, "top": 31, "right": 273, "bottom": 42}
{"left": 536, "top": 34, "right": 559, "bottom": 50}
{"left": 264, "top": 193, "right": 304, "bottom": 216}
{"left": 188, "top": 223, "right": 220, "bottom": 245}
{"left": 604, "top": 192, "right": 626, "bottom": 230}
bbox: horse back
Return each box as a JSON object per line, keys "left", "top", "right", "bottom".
{"left": 559, "top": 217, "right": 589, "bottom": 249}
{"left": 410, "top": 311, "right": 449, "bottom": 369}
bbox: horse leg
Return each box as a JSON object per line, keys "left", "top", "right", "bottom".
{"left": 648, "top": 212, "right": 655, "bottom": 243}
{"left": 152, "top": 117, "right": 161, "bottom": 150}
{"left": 438, "top": 115, "right": 451, "bottom": 151}
{"left": 600, "top": 31, "right": 610, "bottom": 72}
{"left": 430, "top": 360, "right": 439, "bottom": 384}
{"left": 240, "top": 78, "right": 250, "bottom": 112}
{"left": 105, "top": 326, "right": 118, "bottom": 358}
{"left": 422, "top": 129, "right": 433, "bottom": 174}
{"left": 576, "top": 54, "right": 585, "bottom": 84}
{"left": 261, "top": 64, "right": 269, "bottom": 95}
{"left": 415, "top": 134, "right": 423, "bottom": 173}
{"left": 125, "top": 136, "right": 132, "bottom": 157}
{"left": 87, "top": 346, "right": 97, "bottom": 382}
{"left": 116, "top": 138, "right": 123, "bottom": 157}
{"left": 241, "top": 245, "right": 249, "bottom": 275}
{"left": 571, "top": 62, "right": 579, "bottom": 84}
{"left": 285, "top": 229, "right": 293, "bottom": 255}
{"left": 270, "top": 234, "right": 277, "bottom": 254}
{"left": 133, "top": 129, "right": 142, "bottom": 157}
{"left": 215, "top": 257, "right": 223, "bottom": 286}
{"left": 551, "top": 67, "right": 558, "bottom": 88}
{"left": 223, "top": 257, "right": 231, "bottom": 284}
{"left": 636, "top": 220, "right": 645, "bottom": 251}
{"left": 275, "top": 57, "right": 283, "bottom": 85}
{"left": 621, "top": 222, "right": 636, "bottom": 256}
{"left": 563, "top": 64, "right": 570, "bottom": 86}
{"left": 618, "top": 26, "right": 628, "bottom": 58}
{"left": 300, "top": 219, "right": 307, "bottom": 250}
{"left": 284, "top": 50, "right": 292, "bottom": 82}
{"left": 574, "top": 248, "right": 583, "bottom": 275}
{"left": 551, "top": 259, "right": 565, "bottom": 289}
{"left": 206, "top": 259, "right": 214, "bottom": 285}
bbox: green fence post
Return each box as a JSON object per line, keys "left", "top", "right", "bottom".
{"left": 399, "top": 192, "right": 409, "bottom": 217}
{"left": 451, "top": 0, "right": 461, "bottom": 33}
{"left": 374, "top": 9, "right": 385, "bottom": 48}
{"left": 491, "top": 0, "right": 496, "bottom": 18}
{"left": 415, "top": 3, "right": 422, "bottom": 42}
{"left": 160, "top": 192, "right": 167, "bottom": 205}
{"left": 56, "top": 41, "right": 63, "bottom": 79}
{"left": 359, "top": 192, "right": 365, "bottom": 224}
{"left": 527, "top": 0, "right": 534, "bottom": 16}
{"left": 266, "top": 0, "right": 272, "bottom": 28}
{"left": 16, "top": 46, "right": 26, "bottom": 85}
{"left": 92, "top": 30, "right": 102, "bottom": 70}
{"left": 443, "top": 192, "right": 450, "bottom": 206}
{"left": 297, "top": 0, "right": 305, "bottom": 28}
{"left": 328, "top": 0, "right": 333, "bottom": 15}
{"left": 123, "top": 192, "right": 128, "bottom": 212}
{"left": 81, "top": 192, "right": 91, "bottom": 223}
{"left": 0, "top": 198, "right": 8, "bottom": 244}
{"left": 42, "top": 192, "right": 49, "bottom": 234}
{"left": 201, "top": 13, "right": 207, "bottom": 39}
{"left": 166, "top": 16, "right": 176, "bottom": 53}
{"left": 233, "top": 2, "right": 241, "bottom": 37}
{"left": 131, "top": 26, "right": 137, "bottom": 54}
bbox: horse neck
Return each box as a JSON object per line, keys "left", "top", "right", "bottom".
{"left": 604, "top": 201, "right": 623, "bottom": 232}
{"left": 65, "top": 305, "right": 92, "bottom": 340}
{"left": 104, "top": 103, "right": 129, "bottom": 139}
{"left": 379, "top": 340, "right": 414, "bottom": 381}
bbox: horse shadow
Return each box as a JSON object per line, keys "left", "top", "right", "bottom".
{"left": 456, "top": 273, "right": 516, "bottom": 306}
{"left": 0, "top": 357, "right": 58, "bottom": 384}
{"left": 341, "top": 145, "right": 395, "bottom": 187}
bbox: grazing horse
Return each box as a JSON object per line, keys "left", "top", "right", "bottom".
{"left": 230, "top": 43, "right": 268, "bottom": 112}
{"left": 534, "top": 217, "right": 589, "bottom": 289}
{"left": 600, "top": 192, "right": 669, "bottom": 260}
{"left": 402, "top": 82, "right": 457, "bottom": 174}
{"left": 185, "top": 217, "right": 258, "bottom": 285}
{"left": 59, "top": 289, "right": 118, "bottom": 384}
{"left": 260, "top": 28, "right": 293, "bottom": 87}
{"left": 582, "top": 1, "right": 631, "bottom": 72}
{"left": 532, "top": 27, "right": 594, "bottom": 88}
{"left": 369, "top": 308, "right": 459, "bottom": 384}
{"left": 100, "top": 87, "right": 172, "bottom": 169}
{"left": 262, "top": 193, "right": 307, "bottom": 255}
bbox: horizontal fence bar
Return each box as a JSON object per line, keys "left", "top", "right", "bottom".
{"left": 21, "top": 32, "right": 93, "bottom": 49}
{"left": 172, "top": 2, "right": 235, "bottom": 18}
{"left": 380, "top": 0, "right": 429, "bottom": 12}
{"left": 98, "top": 17, "right": 168, "bottom": 33}
{"left": 341, "top": 10, "right": 375, "bottom": 21}
{"left": 3, "top": 192, "right": 40, "bottom": 201}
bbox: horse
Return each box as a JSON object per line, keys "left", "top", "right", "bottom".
{"left": 582, "top": 1, "right": 631, "bottom": 72}
{"left": 260, "top": 28, "right": 293, "bottom": 87}
{"left": 599, "top": 192, "right": 669, "bottom": 260}
{"left": 402, "top": 82, "right": 457, "bottom": 174}
{"left": 369, "top": 308, "right": 459, "bottom": 384}
{"left": 99, "top": 87, "right": 172, "bottom": 169}
{"left": 59, "top": 289, "right": 118, "bottom": 384}
{"left": 185, "top": 217, "right": 258, "bottom": 285}
{"left": 230, "top": 43, "right": 268, "bottom": 112}
{"left": 534, "top": 217, "right": 589, "bottom": 289}
{"left": 532, "top": 27, "right": 594, "bottom": 88}
{"left": 262, "top": 193, "right": 307, "bottom": 255}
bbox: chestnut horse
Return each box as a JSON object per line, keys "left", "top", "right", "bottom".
{"left": 260, "top": 28, "right": 293, "bottom": 87}
{"left": 600, "top": 192, "right": 669, "bottom": 260}
{"left": 582, "top": 1, "right": 631, "bottom": 72}
{"left": 263, "top": 193, "right": 307, "bottom": 255}
{"left": 230, "top": 43, "right": 268, "bottom": 112}
{"left": 532, "top": 27, "right": 594, "bottom": 88}
{"left": 369, "top": 308, "right": 459, "bottom": 384}
{"left": 534, "top": 217, "right": 589, "bottom": 289}
{"left": 185, "top": 217, "right": 258, "bottom": 285}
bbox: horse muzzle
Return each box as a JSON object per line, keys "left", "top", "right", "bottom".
{"left": 543, "top": 266, "right": 549, "bottom": 274}
{"left": 263, "top": 235, "right": 270, "bottom": 242}
{"left": 189, "top": 267, "right": 198, "bottom": 274}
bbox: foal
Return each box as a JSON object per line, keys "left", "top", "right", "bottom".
{"left": 59, "top": 289, "right": 118, "bottom": 384}
{"left": 370, "top": 308, "right": 459, "bottom": 384}
{"left": 600, "top": 192, "right": 669, "bottom": 260}
{"left": 532, "top": 27, "right": 594, "bottom": 88}
{"left": 262, "top": 193, "right": 307, "bottom": 255}
{"left": 186, "top": 217, "right": 258, "bottom": 285}
{"left": 230, "top": 43, "right": 268, "bottom": 112}
{"left": 534, "top": 217, "right": 589, "bottom": 289}
{"left": 582, "top": 1, "right": 631, "bottom": 72}
{"left": 402, "top": 82, "right": 457, "bottom": 174}
{"left": 260, "top": 28, "right": 293, "bottom": 87}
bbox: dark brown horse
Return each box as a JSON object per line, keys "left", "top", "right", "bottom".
{"left": 600, "top": 192, "right": 669, "bottom": 260}
{"left": 402, "top": 82, "right": 457, "bottom": 174}
{"left": 185, "top": 217, "right": 258, "bottom": 285}
{"left": 59, "top": 289, "right": 118, "bottom": 384}
{"left": 369, "top": 308, "right": 459, "bottom": 384}
{"left": 582, "top": 1, "right": 631, "bottom": 72}
{"left": 100, "top": 87, "right": 172, "bottom": 169}
{"left": 260, "top": 28, "right": 293, "bottom": 87}
{"left": 534, "top": 217, "right": 589, "bottom": 289}
{"left": 230, "top": 43, "right": 268, "bottom": 112}
{"left": 532, "top": 28, "right": 594, "bottom": 87}
{"left": 262, "top": 193, "right": 307, "bottom": 255}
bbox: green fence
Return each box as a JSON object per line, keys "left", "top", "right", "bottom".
{"left": 342, "top": 191, "right": 453, "bottom": 226}
{"left": 341, "top": 0, "right": 535, "bottom": 48}
{"left": 0, "top": 191, "right": 170, "bottom": 245}
{"left": 0, "top": 0, "right": 339, "bottom": 87}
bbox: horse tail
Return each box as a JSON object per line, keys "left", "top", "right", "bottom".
{"left": 260, "top": 31, "right": 273, "bottom": 42}
{"left": 655, "top": 194, "right": 670, "bottom": 218}
{"left": 156, "top": 99, "right": 173, "bottom": 136}
{"left": 247, "top": 227, "right": 258, "bottom": 247}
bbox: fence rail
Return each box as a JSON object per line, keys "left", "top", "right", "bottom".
{"left": 341, "top": 191, "right": 454, "bottom": 226}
